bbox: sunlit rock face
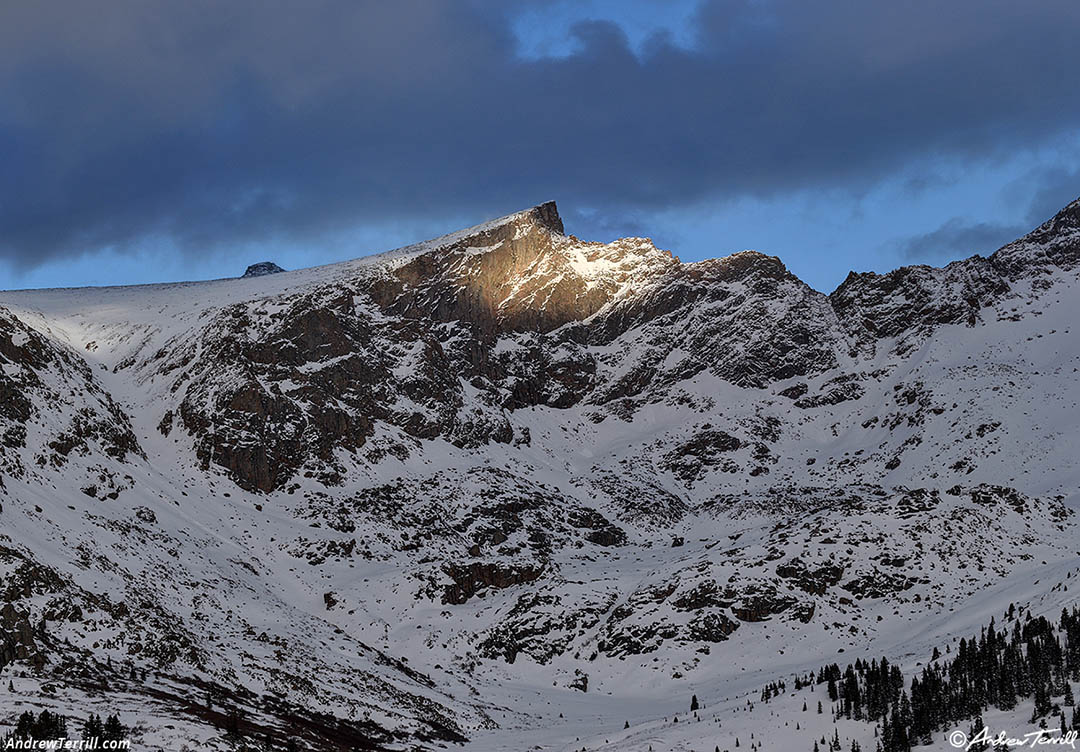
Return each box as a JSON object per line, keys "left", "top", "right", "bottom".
{"left": 370, "top": 201, "right": 680, "bottom": 334}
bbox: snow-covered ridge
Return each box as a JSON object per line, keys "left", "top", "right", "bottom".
{"left": 0, "top": 197, "right": 1078, "bottom": 749}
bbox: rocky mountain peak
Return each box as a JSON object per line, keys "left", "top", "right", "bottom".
{"left": 370, "top": 202, "right": 678, "bottom": 334}
{"left": 1031, "top": 194, "right": 1080, "bottom": 237}
{"left": 529, "top": 200, "right": 564, "bottom": 235}
{"left": 991, "top": 194, "right": 1080, "bottom": 278}
{"left": 242, "top": 261, "right": 286, "bottom": 278}
{"left": 681, "top": 250, "right": 795, "bottom": 284}
{"left": 828, "top": 194, "right": 1080, "bottom": 356}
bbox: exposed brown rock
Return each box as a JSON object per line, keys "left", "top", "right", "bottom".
{"left": 442, "top": 562, "right": 543, "bottom": 605}
{"left": 0, "top": 603, "right": 40, "bottom": 670}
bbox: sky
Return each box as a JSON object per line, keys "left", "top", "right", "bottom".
{"left": 1, "top": 0, "right": 1080, "bottom": 293}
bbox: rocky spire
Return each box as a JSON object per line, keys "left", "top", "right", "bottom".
{"left": 529, "top": 200, "right": 564, "bottom": 235}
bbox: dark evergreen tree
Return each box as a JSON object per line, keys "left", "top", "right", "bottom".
{"left": 14, "top": 711, "right": 35, "bottom": 738}
{"left": 967, "top": 716, "right": 987, "bottom": 752}
{"left": 804, "top": 608, "right": 1080, "bottom": 750}
{"left": 83, "top": 713, "right": 104, "bottom": 740}
{"left": 10, "top": 710, "right": 68, "bottom": 740}
{"left": 102, "top": 714, "right": 124, "bottom": 743}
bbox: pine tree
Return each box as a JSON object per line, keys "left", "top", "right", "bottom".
{"left": 896, "top": 710, "right": 911, "bottom": 751}
{"left": 691, "top": 694, "right": 700, "bottom": 712}
{"left": 14, "top": 711, "right": 35, "bottom": 738}
{"left": 1034, "top": 680, "right": 1052, "bottom": 720}
{"left": 967, "top": 716, "right": 987, "bottom": 752}
{"left": 102, "top": 714, "right": 124, "bottom": 743}
{"left": 83, "top": 713, "right": 104, "bottom": 740}
{"left": 41, "top": 710, "right": 56, "bottom": 738}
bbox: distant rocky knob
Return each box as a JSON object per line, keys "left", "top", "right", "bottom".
{"left": 242, "top": 261, "right": 286, "bottom": 278}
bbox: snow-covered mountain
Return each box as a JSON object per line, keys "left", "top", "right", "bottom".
{"left": 0, "top": 199, "right": 1078, "bottom": 750}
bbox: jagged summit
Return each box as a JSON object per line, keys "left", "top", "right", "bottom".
{"left": 992, "top": 193, "right": 1080, "bottom": 276}
{"left": 242, "top": 261, "right": 286, "bottom": 278}
{"left": 370, "top": 200, "right": 680, "bottom": 334}
{"left": 827, "top": 193, "right": 1080, "bottom": 355}
{"left": 528, "top": 200, "right": 564, "bottom": 235}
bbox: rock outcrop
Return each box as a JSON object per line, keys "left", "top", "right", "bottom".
{"left": 242, "top": 261, "right": 286, "bottom": 278}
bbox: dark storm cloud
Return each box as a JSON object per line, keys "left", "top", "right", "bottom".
{"left": 1021, "top": 167, "right": 1080, "bottom": 226}
{"left": 2, "top": 0, "right": 1080, "bottom": 268}
{"left": 894, "top": 165, "right": 1080, "bottom": 263}
{"left": 897, "top": 218, "right": 1026, "bottom": 262}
